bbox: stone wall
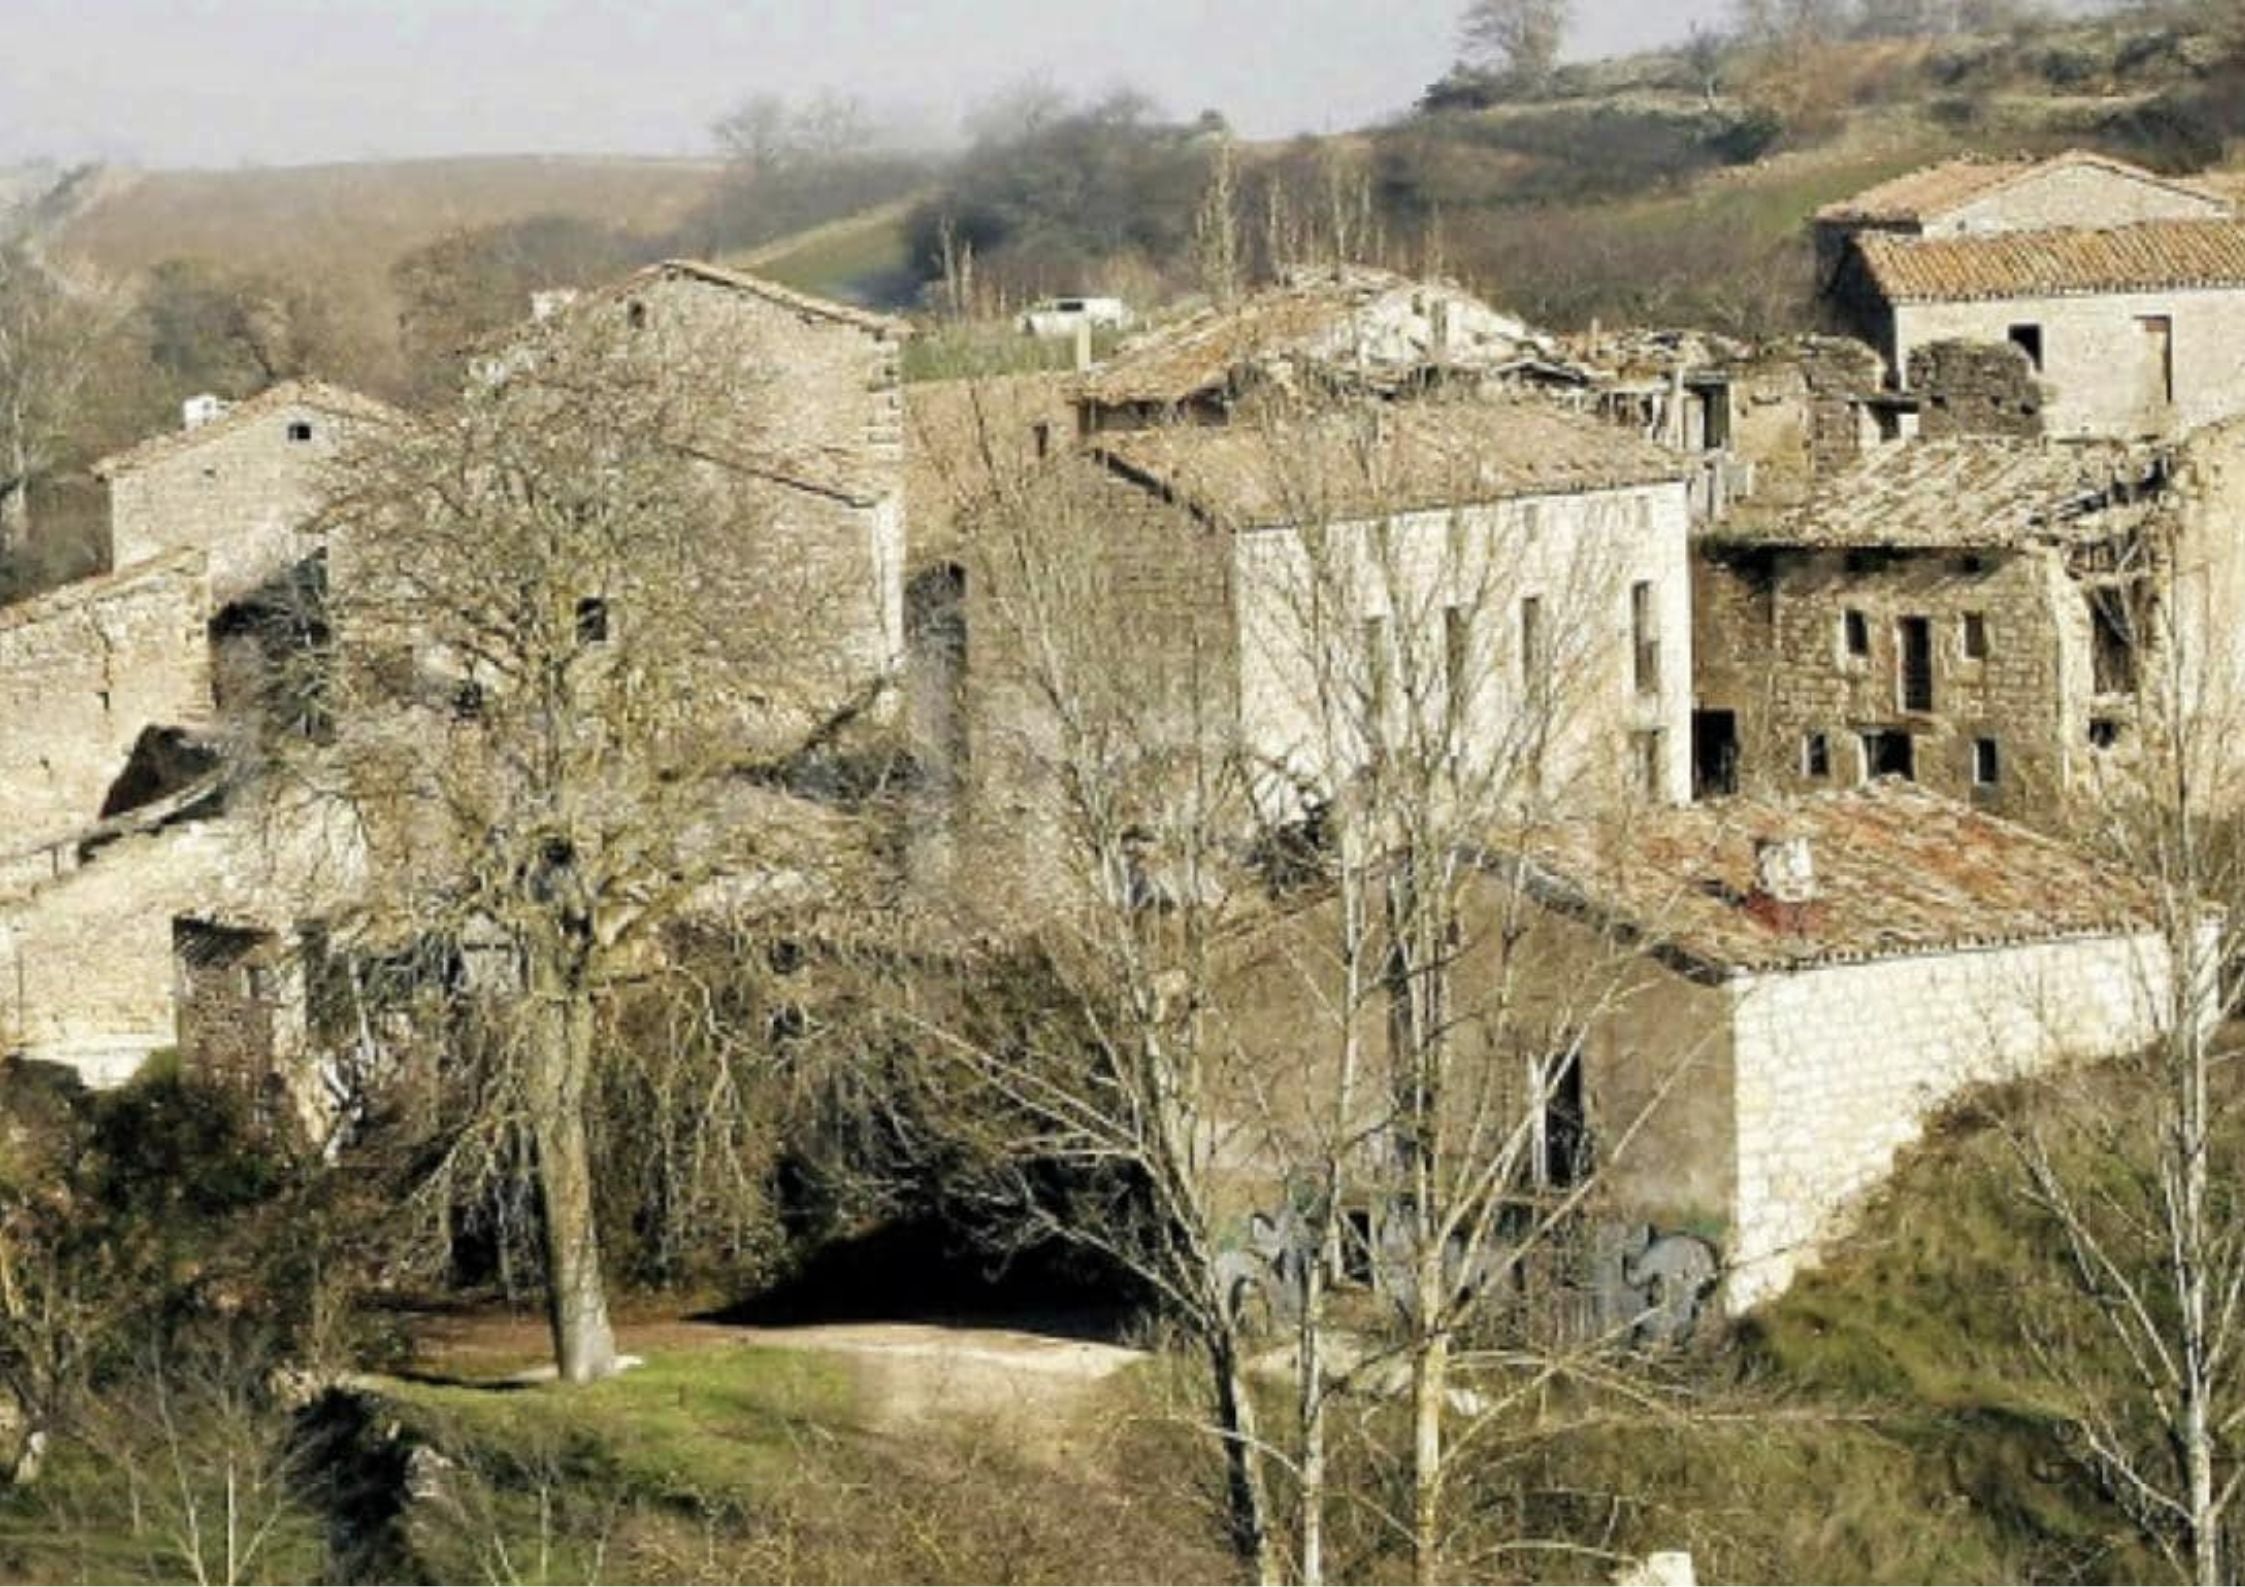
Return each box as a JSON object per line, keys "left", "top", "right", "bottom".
{"left": 1892, "top": 285, "right": 2245, "bottom": 439}
{"left": 1691, "top": 542, "right": 2079, "bottom": 822}
{"left": 1932, "top": 163, "right": 2224, "bottom": 238}
{"left": 1231, "top": 480, "right": 1695, "bottom": 810}
{"left": 0, "top": 550, "right": 211, "bottom": 862}
{"left": 1725, "top": 927, "right": 2189, "bottom": 1307}
{"left": 107, "top": 395, "right": 370, "bottom": 607}
{"left": 1909, "top": 339, "right": 2047, "bottom": 440}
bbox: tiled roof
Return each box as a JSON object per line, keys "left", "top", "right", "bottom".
{"left": 628, "top": 259, "right": 911, "bottom": 338}
{"left": 1858, "top": 218, "right": 2245, "bottom": 302}
{"left": 1714, "top": 437, "right": 2166, "bottom": 551}
{"left": 1512, "top": 781, "right": 2163, "bottom": 975}
{"left": 1815, "top": 156, "right": 2040, "bottom": 225}
{"left": 1080, "top": 266, "right": 1579, "bottom": 407}
{"left": 1096, "top": 400, "right": 1688, "bottom": 528}
{"left": 1816, "top": 150, "right": 2222, "bottom": 227}
{"left": 94, "top": 381, "right": 399, "bottom": 479}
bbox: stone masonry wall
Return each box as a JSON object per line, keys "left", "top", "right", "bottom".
{"left": 1725, "top": 928, "right": 2185, "bottom": 1308}
{"left": 108, "top": 397, "right": 365, "bottom": 607}
{"left": 0, "top": 550, "right": 211, "bottom": 862}
{"left": 1893, "top": 285, "right": 2245, "bottom": 440}
{"left": 1909, "top": 339, "right": 2047, "bottom": 440}
{"left": 1692, "top": 543, "right": 2077, "bottom": 823}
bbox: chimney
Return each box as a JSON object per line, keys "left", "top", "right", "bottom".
{"left": 1747, "top": 833, "right": 1820, "bottom": 934}
{"left": 1072, "top": 317, "right": 1095, "bottom": 375}
{"left": 1753, "top": 834, "right": 1816, "bottom": 904}
{"left": 181, "top": 394, "right": 229, "bottom": 431}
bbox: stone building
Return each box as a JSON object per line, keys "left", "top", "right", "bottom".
{"left": 955, "top": 399, "right": 1697, "bottom": 922}
{"left": 1075, "top": 264, "right": 1595, "bottom": 434}
{"left": 0, "top": 548, "right": 213, "bottom": 873}
{"left": 523, "top": 260, "right": 912, "bottom": 713}
{"left": 95, "top": 381, "right": 399, "bottom": 610}
{"left": 1819, "top": 151, "right": 2245, "bottom": 439}
{"left": 1690, "top": 437, "right": 2172, "bottom": 810}
{"left": 1507, "top": 780, "right": 2202, "bottom": 1308}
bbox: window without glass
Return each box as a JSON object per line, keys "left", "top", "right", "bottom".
{"left": 1897, "top": 615, "right": 1933, "bottom": 712}
{"left": 1531, "top": 1048, "right": 1589, "bottom": 1191}
{"left": 1972, "top": 737, "right": 2000, "bottom": 787}
{"left": 1842, "top": 608, "right": 1870, "bottom": 660}
{"left": 1630, "top": 580, "right": 1659, "bottom": 694}
{"left": 285, "top": 420, "right": 313, "bottom": 443}
{"left": 1443, "top": 605, "right": 1471, "bottom": 729}
{"left": 2089, "top": 590, "right": 2137, "bottom": 694}
{"left": 575, "top": 596, "right": 611, "bottom": 645}
{"left": 2008, "top": 323, "right": 2044, "bottom": 372}
{"left": 1520, "top": 595, "right": 1546, "bottom": 696}
{"left": 1862, "top": 729, "right": 1915, "bottom": 781}
{"left": 1803, "top": 731, "right": 1831, "bottom": 779}
{"left": 1962, "top": 611, "right": 1989, "bottom": 660}
{"left": 1633, "top": 729, "right": 1664, "bottom": 799}
{"left": 1364, "top": 616, "right": 1391, "bottom": 740}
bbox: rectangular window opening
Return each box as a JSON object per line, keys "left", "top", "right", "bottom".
{"left": 1630, "top": 580, "right": 1659, "bottom": 695}
{"left": 285, "top": 420, "right": 314, "bottom": 443}
{"left": 1962, "top": 611, "right": 1989, "bottom": 661}
{"left": 2008, "top": 323, "right": 2044, "bottom": 372}
{"left": 1531, "top": 1048, "right": 1589, "bottom": 1191}
{"left": 1803, "top": 731, "right": 1831, "bottom": 780}
{"left": 1898, "top": 615, "right": 1934, "bottom": 713}
{"left": 1443, "top": 605, "right": 1471, "bottom": 731}
{"left": 1520, "top": 595, "right": 1546, "bottom": 697}
{"left": 1972, "top": 736, "right": 2000, "bottom": 787}
{"left": 575, "top": 596, "right": 611, "bottom": 645}
{"left": 2090, "top": 589, "right": 2138, "bottom": 695}
{"left": 1364, "top": 616, "right": 1391, "bottom": 743}
{"left": 1632, "top": 728, "right": 1665, "bottom": 800}
{"left": 1842, "top": 608, "right": 1870, "bottom": 660}
{"left": 1862, "top": 729, "right": 1915, "bottom": 782}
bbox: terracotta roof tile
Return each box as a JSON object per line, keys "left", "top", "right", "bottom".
{"left": 1513, "top": 781, "right": 2164, "bottom": 975}
{"left": 1715, "top": 437, "right": 2166, "bottom": 550}
{"left": 1080, "top": 266, "right": 1578, "bottom": 408}
{"left": 1859, "top": 218, "right": 2245, "bottom": 302}
{"left": 1816, "top": 156, "right": 2039, "bottom": 225}
{"left": 1096, "top": 400, "right": 1688, "bottom": 528}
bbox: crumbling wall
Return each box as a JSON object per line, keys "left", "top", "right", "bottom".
{"left": 0, "top": 550, "right": 211, "bottom": 862}
{"left": 1693, "top": 543, "right": 2078, "bottom": 824}
{"left": 1909, "top": 339, "right": 2046, "bottom": 440}
{"left": 1727, "top": 338, "right": 1884, "bottom": 507}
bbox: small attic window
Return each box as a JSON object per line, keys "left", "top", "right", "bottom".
{"left": 626, "top": 300, "right": 649, "bottom": 330}
{"left": 286, "top": 420, "right": 314, "bottom": 443}
{"left": 575, "top": 596, "right": 611, "bottom": 644}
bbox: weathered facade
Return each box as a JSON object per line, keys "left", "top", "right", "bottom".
{"left": 1691, "top": 438, "right": 2170, "bottom": 813}
{"left": 97, "top": 382, "right": 398, "bottom": 609}
{"left": 0, "top": 548, "right": 213, "bottom": 869}
{"left": 1513, "top": 782, "right": 2198, "bottom": 1308}
{"left": 1821, "top": 152, "right": 2245, "bottom": 440}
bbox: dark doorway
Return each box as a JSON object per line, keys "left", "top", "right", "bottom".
{"left": 1539, "top": 1049, "right": 1589, "bottom": 1190}
{"left": 1692, "top": 709, "right": 1739, "bottom": 799}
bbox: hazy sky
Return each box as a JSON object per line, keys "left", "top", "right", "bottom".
{"left": 0, "top": 0, "right": 1732, "bottom": 170}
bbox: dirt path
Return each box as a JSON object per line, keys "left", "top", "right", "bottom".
{"left": 406, "top": 1310, "right": 1148, "bottom": 1456}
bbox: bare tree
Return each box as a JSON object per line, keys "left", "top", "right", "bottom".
{"left": 1999, "top": 549, "right": 2245, "bottom": 1585}
{"left": 0, "top": 247, "right": 114, "bottom": 564}
{"left": 299, "top": 298, "right": 890, "bottom": 1384}
{"left": 1460, "top": 0, "right": 1573, "bottom": 84}
{"left": 940, "top": 393, "right": 1711, "bottom": 1583}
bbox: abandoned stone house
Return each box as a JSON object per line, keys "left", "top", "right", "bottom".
{"left": 1689, "top": 436, "right": 2186, "bottom": 811}
{"left": 1204, "top": 779, "right": 2197, "bottom": 1314}
{"left": 1819, "top": 150, "right": 2245, "bottom": 440}
{"left": 952, "top": 398, "right": 1697, "bottom": 921}
{"left": 1073, "top": 263, "right": 1597, "bottom": 435}
{"left": 1507, "top": 780, "right": 2203, "bottom": 1308}
{"left": 96, "top": 380, "right": 399, "bottom": 610}
{"left": 522, "top": 260, "right": 912, "bottom": 719}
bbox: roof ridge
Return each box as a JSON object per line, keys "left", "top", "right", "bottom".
{"left": 94, "top": 379, "right": 397, "bottom": 478}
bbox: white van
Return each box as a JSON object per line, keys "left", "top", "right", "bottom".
{"left": 1018, "top": 296, "right": 1134, "bottom": 339}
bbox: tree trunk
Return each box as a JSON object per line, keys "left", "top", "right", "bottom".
{"left": 1299, "top": 1256, "right": 1328, "bottom": 1587}
{"left": 527, "top": 965, "right": 619, "bottom": 1386}
{"left": 1411, "top": 1319, "right": 1449, "bottom": 1586}
{"left": 1211, "top": 1327, "right": 1280, "bottom": 1587}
